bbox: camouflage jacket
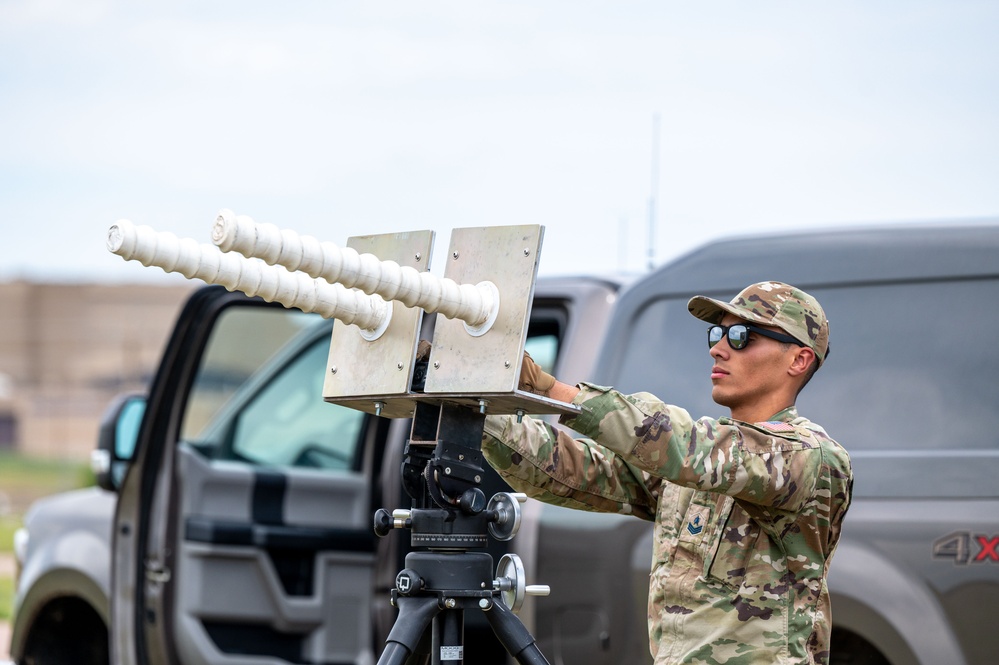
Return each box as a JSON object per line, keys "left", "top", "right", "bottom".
{"left": 482, "top": 383, "right": 853, "bottom": 665}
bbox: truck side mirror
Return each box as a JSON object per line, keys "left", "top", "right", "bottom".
{"left": 92, "top": 393, "right": 146, "bottom": 492}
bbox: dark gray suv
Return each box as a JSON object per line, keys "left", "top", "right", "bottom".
{"left": 589, "top": 223, "right": 999, "bottom": 665}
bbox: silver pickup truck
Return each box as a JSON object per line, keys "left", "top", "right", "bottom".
{"left": 11, "top": 224, "right": 999, "bottom": 664}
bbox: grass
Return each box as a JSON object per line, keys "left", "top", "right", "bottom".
{"left": 0, "top": 452, "right": 94, "bottom": 622}
{"left": 0, "top": 515, "right": 22, "bottom": 623}
{"left": 0, "top": 574, "right": 11, "bottom": 622}
{"left": 0, "top": 452, "right": 94, "bottom": 521}
{"left": 0, "top": 518, "right": 18, "bottom": 556}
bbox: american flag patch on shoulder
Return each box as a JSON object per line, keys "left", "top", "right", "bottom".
{"left": 758, "top": 421, "right": 795, "bottom": 432}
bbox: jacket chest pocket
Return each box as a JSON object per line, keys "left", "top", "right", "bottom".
{"left": 673, "top": 492, "right": 721, "bottom": 563}
{"left": 704, "top": 498, "right": 761, "bottom": 590}
{"left": 652, "top": 482, "right": 693, "bottom": 566}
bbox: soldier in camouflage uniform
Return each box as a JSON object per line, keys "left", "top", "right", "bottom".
{"left": 482, "top": 281, "right": 853, "bottom": 665}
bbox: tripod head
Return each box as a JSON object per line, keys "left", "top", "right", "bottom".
{"left": 374, "top": 401, "right": 526, "bottom": 550}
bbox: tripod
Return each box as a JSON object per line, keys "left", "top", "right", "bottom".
{"left": 373, "top": 402, "right": 551, "bottom": 665}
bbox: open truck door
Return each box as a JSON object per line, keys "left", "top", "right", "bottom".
{"left": 112, "top": 287, "right": 384, "bottom": 665}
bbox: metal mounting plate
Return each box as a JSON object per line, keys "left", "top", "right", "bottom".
{"left": 322, "top": 224, "right": 580, "bottom": 419}
{"left": 323, "top": 230, "right": 433, "bottom": 417}
{"left": 425, "top": 225, "right": 543, "bottom": 396}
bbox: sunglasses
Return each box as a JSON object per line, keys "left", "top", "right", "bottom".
{"left": 707, "top": 323, "right": 805, "bottom": 351}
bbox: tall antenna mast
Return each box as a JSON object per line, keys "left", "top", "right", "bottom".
{"left": 647, "top": 112, "right": 661, "bottom": 272}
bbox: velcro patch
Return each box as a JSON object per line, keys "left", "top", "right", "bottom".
{"left": 758, "top": 421, "right": 795, "bottom": 433}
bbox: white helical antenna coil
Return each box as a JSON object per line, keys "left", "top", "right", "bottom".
{"left": 107, "top": 219, "right": 391, "bottom": 338}
{"left": 211, "top": 210, "right": 499, "bottom": 335}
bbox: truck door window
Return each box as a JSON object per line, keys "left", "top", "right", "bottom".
{"left": 228, "top": 336, "right": 363, "bottom": 469}
{"left": 180, "top": 306, "right": 365, "bottom": 471}
{"left": 181, "top": 308, "right": 313, "bottom": 440}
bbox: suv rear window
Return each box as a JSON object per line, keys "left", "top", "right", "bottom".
{"left": 613, "top": 278, "right": 999, "bottom": 454}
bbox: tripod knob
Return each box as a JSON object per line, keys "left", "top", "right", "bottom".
{"left": 458, "top": 488, "right": 487, "bottom": 514}
{"left": 373, "top": 509, "right": 393, "bottom": 537}
{"left": 395, "top": 569, "right": 423, "bottom": 596}
{"left": 494, "top": 553, "right": 548, "bottom": 614}
{"left": 486, "top": 492, "right": 525, "bottom": 541}
{"left": 373, "top": 508, "right": 412, "bottom": 537}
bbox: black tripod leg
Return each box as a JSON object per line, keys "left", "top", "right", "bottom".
{"left": 433, "top": 609, "right": 464, "bottom": 664}
{"left": 483, "top": 602, "right": 551, "bottom": 665}
{"left": 378, "top": 596, "right": 442, "bottom": 665}
{"left": 403, "top": 627, "right": 431, "bottom": 665}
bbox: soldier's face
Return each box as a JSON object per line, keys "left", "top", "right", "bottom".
{"left": 709, "top": 314, "right": 796, "bottom": 413}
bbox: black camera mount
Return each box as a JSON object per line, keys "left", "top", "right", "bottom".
{"left": 372, "top": 401, "right": 551, "bottom": 665}
{"left": 305, "top": 225, "right": 579, "bottom": 664}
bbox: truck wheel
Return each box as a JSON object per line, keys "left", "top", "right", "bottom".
{"left": 21, "top": 597, "right": 109, "bottom": 665}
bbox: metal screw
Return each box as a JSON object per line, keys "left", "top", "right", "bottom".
{"left": 516, "top": 409, "right": 525, "bottom": 423}
{"left": 479, "top": 399, "right": 488, "bottom": 414}
{"left": 479, "top": 598, "right": 492, "bottom": 610}
{"left": 415, "top": 252, "right": 422, "bottom": 261}
{"left": 445, "top": 467, "right": 452, "bottom": 475}
{"left": 397, "top": 362, "right": 404, "bottom": 370}
{"left": 452, "top": 251, "right": 460, "bottom": 260}
{"left": 433, "top": 361, "right": 440, "bottom": 369}
{"left": 504, "top": 360, "right": 511, "bottom": 368}
{"left": 375, "top": 402, "right": 385, "bottom": 417}
{"left": 458, "top": 454, "right": 465, "bottom": 461}
{"left": 331, "top": 366, "right": 337, "bottom": 374}
{"left": 445, "top": 598, "right": 457, "bottom": 609}
{"left": 523, "top": 248, "right": 531, "bottom": 256}
{"left": 474, "top": 475, "right": 482, "bottom": 483}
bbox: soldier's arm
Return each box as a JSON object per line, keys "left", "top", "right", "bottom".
{"left": 562, "top": 383, "right": 821, "bottom": 512}
{"left": 481, "top": 414, "right": 660, "bottom": 520}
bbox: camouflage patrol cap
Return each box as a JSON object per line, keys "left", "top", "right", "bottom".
{"left": 688, "top": 281, "right": 830, "bottom": 365}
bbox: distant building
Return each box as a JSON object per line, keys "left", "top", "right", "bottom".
{"left": 0, "top": 281, "right": 194, "bottom": 459}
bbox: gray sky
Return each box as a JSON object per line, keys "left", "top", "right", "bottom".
{"left": 2, "top": 0, "right": 997, "bottom": 284}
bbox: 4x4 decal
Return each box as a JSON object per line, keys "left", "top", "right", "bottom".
{"left": 933, "top": 531, "right": 999, "bottom": 565}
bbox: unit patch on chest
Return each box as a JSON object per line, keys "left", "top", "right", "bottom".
{"left": 686, "top": 515, "right": 704, "bottom": 536}
{"left": 679, "top": 504, "right": 711, "bottom": 545}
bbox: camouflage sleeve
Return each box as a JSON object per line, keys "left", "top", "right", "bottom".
{"left": 481, "top": 414, "right": 660, "bottom": 521}
{"left": 560, "top": 383, "right": 822, "bottom": 512}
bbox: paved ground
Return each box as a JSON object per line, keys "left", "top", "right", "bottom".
{"left": 0, "top": 619, "right": 9, "bottom": 661}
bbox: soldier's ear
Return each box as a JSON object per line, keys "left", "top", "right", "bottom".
{"left": 788, "top": 347, "right": 815, "bottom": 378}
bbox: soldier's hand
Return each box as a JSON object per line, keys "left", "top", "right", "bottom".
{"left": 519, "top": 351, "right": 556, "bottom": 397}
